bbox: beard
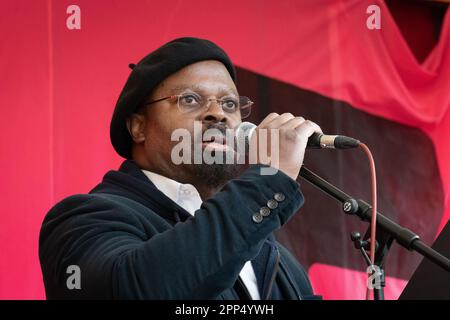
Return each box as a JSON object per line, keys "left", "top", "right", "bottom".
{"left": 190, "top": 161, "right": 244, "bottom": 189}
{"left": 188, "top": 122, "right": 245, "bottom": 189}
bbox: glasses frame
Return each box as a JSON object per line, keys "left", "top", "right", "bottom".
{"left": 143, "top": 94, "right": 254, "bottom": 119}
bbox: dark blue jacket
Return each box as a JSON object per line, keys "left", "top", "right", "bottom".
{"left": 39, "top": 161, "right": 319, "bottom": 300}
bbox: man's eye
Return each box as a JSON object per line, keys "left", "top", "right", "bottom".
{"left": 222, "top": 99, "right": 238, "bottom": 111}
{"left": 181, "top": 94, "right": 200, "bottom": 105}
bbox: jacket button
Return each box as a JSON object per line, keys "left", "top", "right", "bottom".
{"left": 274, "top": 192, "right": 286, "bottom": 202}
{"left": 252, "top": 213, "right": 263, "bottom": 223}
{"left": 260, "top": 206, "right": 271, "bottom": 217}
{"left": 267, "top": 199, "right": 278, "bottom": 209}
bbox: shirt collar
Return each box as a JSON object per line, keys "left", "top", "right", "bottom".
{"left": 141, "top": 170, "right": 202, "bottom": 217}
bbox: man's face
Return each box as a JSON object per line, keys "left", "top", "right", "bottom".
{"left": 131, "top": 60, "right": 244, "bottom": 188}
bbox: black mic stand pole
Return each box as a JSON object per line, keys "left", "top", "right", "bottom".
{"left": 299, "top": 166, "right": 450, "bottom": 299}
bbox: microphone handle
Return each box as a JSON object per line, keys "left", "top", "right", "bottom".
{"left": 307, "top": 132, "right": 360, "bottom": 149}
{"left": 306, "top": 132, "right": 324, "bottom": 149}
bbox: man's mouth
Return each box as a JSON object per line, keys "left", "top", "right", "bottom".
{"left": 201, "top": 135, "right": 231, "bottom": 151}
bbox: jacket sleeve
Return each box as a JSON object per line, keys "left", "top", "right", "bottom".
{"left": 39, "top": 164, "right": 305, "bottom": 299}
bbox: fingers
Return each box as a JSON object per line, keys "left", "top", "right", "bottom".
{"left": 295, "top": 119, "right": 322, "bottom": 138}
{"left": 258, "top": 112, "right": 279, "bottom": 128}
{"left": 258, "top": 113, "right": 322, "bottom": 138}
{"left": 258, "top": 112, "right": 296, "bottom": 129}
{"left": 282, "top": 116, "right": 306, "bottom": 130}
{"left": 266, "top": 113, "right": 295, "bottom": 128}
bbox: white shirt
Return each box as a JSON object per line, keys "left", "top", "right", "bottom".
{"left": 142, "top": 169, "right": 261, "bottom": 300}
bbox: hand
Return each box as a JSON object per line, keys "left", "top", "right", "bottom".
{"left": 250, "top": 113, "right": 322, "bottom": 180}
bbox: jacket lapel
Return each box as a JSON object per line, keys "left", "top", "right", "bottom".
{"left": 90, "top": 160, "right": 192, "bottom": 223}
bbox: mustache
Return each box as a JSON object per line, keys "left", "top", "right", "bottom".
{"left": 203, "top": 122, "right": 228, "bottom": 136}
{"left": 186, "top": 122, "right": 239, "bottom": 147}
{"left": 192, "top": 122, "right": 230, "bottom": 141}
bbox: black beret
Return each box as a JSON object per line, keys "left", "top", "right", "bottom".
{"left": 110, "top": 37, "right": 237, "bottom": 159}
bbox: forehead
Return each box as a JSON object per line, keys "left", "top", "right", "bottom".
{"left": 168, "top": 84, "right": 236, "bottom": 96}
{"left": 154, "top": 60, "right": 237, "bottom": 95}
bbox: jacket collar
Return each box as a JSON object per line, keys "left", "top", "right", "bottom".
{"left": 89, "top": 160, "right": 192, "bottom": 223}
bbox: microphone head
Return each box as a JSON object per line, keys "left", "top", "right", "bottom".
{"left": 235, "top": 121, "right": 256, "bottom": 143}
{"left": 235, "top": 121, "right": 256, "bottom": 156}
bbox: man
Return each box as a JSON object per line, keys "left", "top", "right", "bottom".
{"left": 39, "top": 37, "right": 322, "bottom": 299}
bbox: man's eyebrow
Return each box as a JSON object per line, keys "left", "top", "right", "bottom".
{"left": 168, "top": 85, "right": 201, "bottom": 94}
{"left": 168, "top": 85, "right": 238, "bottom": 96}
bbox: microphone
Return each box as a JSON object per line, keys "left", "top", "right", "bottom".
{"left": 235, "top": 121, "right": 360, "bottom": 150}
{"left": 306, "top": 132, "right": 360, "bottom": 149}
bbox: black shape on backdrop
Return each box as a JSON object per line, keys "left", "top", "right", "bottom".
{"left": 400, "top": 220, "right": 450, "bottom": 299}
{"left": 236, "top": 67, "right": 444, "bottom": 281}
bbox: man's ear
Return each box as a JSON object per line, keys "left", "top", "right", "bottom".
{"left": 126, "top": 113, "right": 146, "bottom": 143}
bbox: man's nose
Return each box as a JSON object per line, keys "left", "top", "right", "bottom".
{"left": 200, "top": 100, "right": 227, "bottom": 123}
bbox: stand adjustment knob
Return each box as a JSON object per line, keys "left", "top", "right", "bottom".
{"left": 343, "top": 198, "right": 359, "bottom": 214}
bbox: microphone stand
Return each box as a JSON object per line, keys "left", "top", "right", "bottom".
{"left": 299, "top": 166, "right": 450, "bottom": 300}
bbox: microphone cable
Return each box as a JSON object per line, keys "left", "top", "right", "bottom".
{"left": 359, "top": 143, "right": 377, "bottom": 300}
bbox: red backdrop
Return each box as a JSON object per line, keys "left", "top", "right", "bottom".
{"left": 1, "top": 0, "right": 449, "bottom": 299}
